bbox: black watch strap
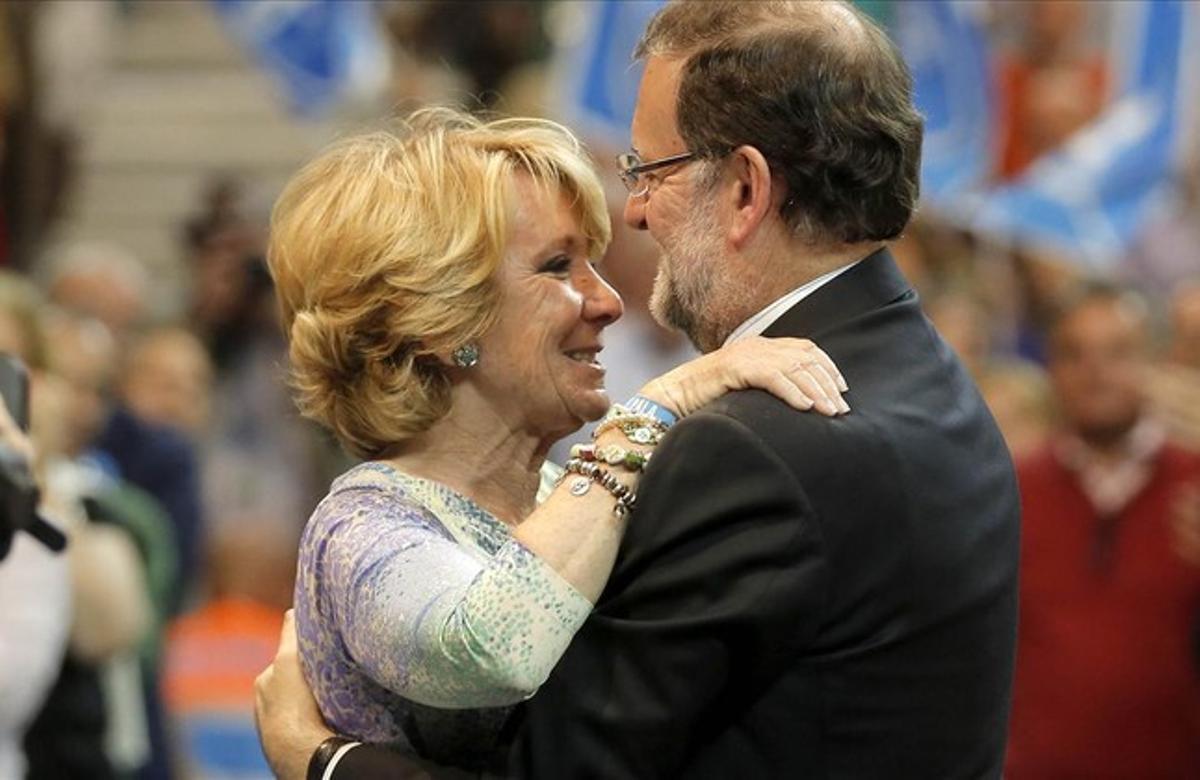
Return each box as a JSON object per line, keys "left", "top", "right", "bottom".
{"left": 307, "top": 736, "right": 359, "bottom": 780}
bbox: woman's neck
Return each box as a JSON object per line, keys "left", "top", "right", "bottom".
{"left": 384, "top": 397, "right": 554, "bottom": 527}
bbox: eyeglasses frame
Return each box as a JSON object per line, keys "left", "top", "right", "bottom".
{"left": 616, "top": 151, "right": 699, "bottom": 198}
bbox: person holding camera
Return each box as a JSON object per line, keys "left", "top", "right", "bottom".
{"left": 0, "top": 367, "right": 70, "bottom": 780}
{"left": 1, "top": 272, "right": 153, "bottom": 779}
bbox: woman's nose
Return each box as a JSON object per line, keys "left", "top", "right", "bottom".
{"left": 583, "top": 272, "right": 624, "bottom": 327}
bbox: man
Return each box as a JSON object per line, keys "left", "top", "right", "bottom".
{"left": 257, "top": 2, "right": 1020, "bottom": 777}
{"left": 1007, "top": 283, "right": 1200, "bottom": 778}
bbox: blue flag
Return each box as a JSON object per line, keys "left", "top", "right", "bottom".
{"left": 893, "top": 0, "right": 994, "bottom": 204}
{"left": 968, "top": 0, "right": 1194, "bottom": 270}
{"left": 555, "top": 0, "right": 664, "bottom": 146}
{"left": 211, "top": 0, "right": 386, "bottom": 117}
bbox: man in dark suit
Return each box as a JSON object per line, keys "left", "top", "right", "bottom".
{"left": 509, "top": 5, "right": 1018, "bottom": 776}
{"left": 257, "top": 2, "right": 1019, "bottom": 777}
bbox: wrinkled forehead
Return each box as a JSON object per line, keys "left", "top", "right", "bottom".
{"left": 505, "top": 173, "right": 592, "bottom": 256}
{"left": 631, "top": 55, "right": 688, "bottom": 157}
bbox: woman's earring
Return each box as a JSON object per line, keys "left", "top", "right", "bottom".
{"left": 451, "top": 343, "right": 480, "bottom": 368}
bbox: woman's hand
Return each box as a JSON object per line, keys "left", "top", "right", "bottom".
{"left": 638, "top": 336, "right": 850, "bottom": 419}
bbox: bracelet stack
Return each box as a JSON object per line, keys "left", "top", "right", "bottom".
{"left": 558, "top": 458, "right": 638, "bottom": 517}
{"left": 556, "top": 398, "right": 676, "bottom": 517}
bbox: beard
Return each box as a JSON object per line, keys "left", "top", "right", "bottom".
{"left": 648, "top": 199, "right": 726, "bottom": 353}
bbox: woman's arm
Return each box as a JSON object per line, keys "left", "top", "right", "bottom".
{"left": 314, "top": 489, "right": 592, "bottom": 709}
{"left": 511, "top": 336, "right": 847, "bottom": 602}
{"left": 260, "top": 612, "right": 461, "bottom": 780}
{"left": 318, "top": 338, "right": 847, "bottom": 710}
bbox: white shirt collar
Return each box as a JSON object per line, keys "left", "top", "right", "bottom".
{"left": 723, "top": 260, "right": 862, "bottom": 346}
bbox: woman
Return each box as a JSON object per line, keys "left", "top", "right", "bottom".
{"left": 268, "top": 108, "right": 847, "bottom": 771}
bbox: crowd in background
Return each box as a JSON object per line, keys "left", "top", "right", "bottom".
{"left": 0, "top": 1, "right": 1197, "bottom": 779}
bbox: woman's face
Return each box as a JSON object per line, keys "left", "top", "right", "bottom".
{"left": 473, "top": 174, "right": 623, "bottom": 441}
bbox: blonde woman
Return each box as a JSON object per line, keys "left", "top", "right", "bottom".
{"left": 269, "top": 108, "right": 847, "bottom": 771}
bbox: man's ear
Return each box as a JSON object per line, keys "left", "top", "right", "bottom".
{"left": 724, "top": 145, "right": 775, "bottom": 250}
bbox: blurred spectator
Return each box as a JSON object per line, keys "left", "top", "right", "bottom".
{"left": 1, "top": 2, "right": 115, "bottom": 269}
{"left": 925, "top": 287, "right": 992, "bottom": 378}
{"left": 924, "top": 280, "right": 1055, "bottom": 460}
{"left": 37, "top": 307, "right": 197, "bottom": 780}
{"left": 1169, "top": 282, "right": 1200, "bottom": 369}
{"left": 0, "top": 466, "right": 67, "bottom": 780}
{"left": 1124, "top": 139, "right": 1200, "bottom": 298}
{"left": 994, "top": 0, "right": 1110, "bottom": 179}
{"left": 0, "top": 279, "right": 155, "bottom": 780}
{"left": 978, "top": 358, "right": 1054, "bottom": 460}
{"left": 162, "top": 525, "right": 294, "bottom": 780}
{"left": 389, "top": 0, "right": 549, "bottom": 108}
{"left": 24, "top": 310, "right": 173, "bottom": 780}
{"left": 188, "top": 222, "right": 269, "bottom": 372}
{"left": 187, "top": 208, "right": 331, "bottom": 542}
{"left": 45, "top": 240, "right": 150, "bottom": 341}
{"left": 1007, "top": 281, "right": 1200, "bottom": 778}
{"left": 0, "top": 271, "right": 70, "bottom": 780}
{"left": 1148, "top": 282, "right": 1200, "bottom": 451}
{"left": 1010, "top": 246, "right": 1083, "bottom": 364}
{"left": 183, "top": 176, "right": 246, "bottom": 255}
{"left": 38, "top": 305, "right": 198, "bottom": 612}
{"left": 120, "top": 328, "right": 214, "bottom": 440}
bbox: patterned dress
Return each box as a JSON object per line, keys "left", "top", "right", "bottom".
{"left": 294, "top": 461, "right": 590, "bottom": 770}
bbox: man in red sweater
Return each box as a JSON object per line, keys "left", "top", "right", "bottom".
{"left": 1008, "top": 282, "right": 1200, "bottom": 778}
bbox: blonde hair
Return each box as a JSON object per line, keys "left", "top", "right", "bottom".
{"left": 268, "top": 107, "right": 611, "bottom": 459}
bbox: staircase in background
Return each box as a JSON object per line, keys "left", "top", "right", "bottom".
{"left": 55, "top": 0, "right": 354, "bottom": 319}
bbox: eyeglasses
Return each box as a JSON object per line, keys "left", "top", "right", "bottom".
{"left": 615, "top": 151, "right": 698, "bottom": 198}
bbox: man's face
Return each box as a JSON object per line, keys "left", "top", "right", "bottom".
{"left": 1048, "top": 298, "right": 1146, "bottom": 446}
{"left": 624, "top": 56, "right": 729, "bottom": 353}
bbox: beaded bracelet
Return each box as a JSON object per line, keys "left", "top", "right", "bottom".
{"left": 559, "top": 458, "right": 638, "bottom": 517}
{"left": 592, "top": 414, "right": 667, "bottom": 446}
{"left": 600, "top": 402, "right": 672, "bottom": 429}
{"left": 570, "top": 442, "right": 652, "bottom": 472}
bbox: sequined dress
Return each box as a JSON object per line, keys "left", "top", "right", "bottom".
{"left": 294, "top": 461, "right": 590, "bottom": 770}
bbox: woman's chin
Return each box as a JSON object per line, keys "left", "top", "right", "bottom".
{"left": 578, "top": 391, "right": 613, "bottom": 423}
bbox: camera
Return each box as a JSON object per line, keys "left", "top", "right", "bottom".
{"left": 0, "top": 353, "right": 66, "bottom": 561}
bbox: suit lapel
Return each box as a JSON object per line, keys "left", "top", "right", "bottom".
{"left": 762, "top": 247, "right": 914, "bottom": 340}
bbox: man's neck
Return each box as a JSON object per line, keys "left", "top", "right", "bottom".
{"left": 714, "top": 239, "right": 883, "bottom": 345}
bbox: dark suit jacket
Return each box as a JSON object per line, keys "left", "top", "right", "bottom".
{"left": 509, "top": 248, "right": 1021, "bottom": 778}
